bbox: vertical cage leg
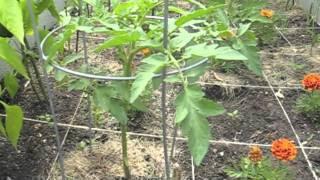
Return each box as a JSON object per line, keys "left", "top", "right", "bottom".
{"left": 82, "top": 31, "right": 94, "bottom": 150}
{"left": 161, "top": 0, "right": 171, "bottom": 179}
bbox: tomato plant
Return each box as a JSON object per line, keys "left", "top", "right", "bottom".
{"left": 45, "top": 0, "right": 268, "bottom": 178}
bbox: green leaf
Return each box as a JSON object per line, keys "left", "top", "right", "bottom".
{"left": 93, "top": 86, "right": 128, "bottom": 124}
{"left": 170, "top": 30, "right": 194, "bottom": 50}
{"left": 48, "top": 24, "right": 77, "bottom": 59}
{"left": 0, "top": 0, "right": 24, "bottom": 44}
{"left": 76, "top": 26, "right": 103, "bottom": 33}
{"left": 184, "top": 43, "right": 219, "bottom": 58}
{"left": 96, "top": 31, "right": 141, "bottom": 51}
{"left": 0, "top": 101, "right": 23, "bottom": 148}
{"left": 152, "top": 77, "right": 162, "bottom": 89}
{"left": 130, "top": 53, "right": 167, "bottom": 103}
{"left": 35, "top": 0, "right": 60, "bottom": 20}
{"left": 131, "top": 98, "right": 148, "bottom": 112}
{"left": 169, "top": 6, "right": 188, "bottom": 15}
{"left": 175, "top": 85, "right": 225, "bottom": 123}
{"left": 185, "top": 44, "right": 247, "bottom": 60}
{"left": 111, "top": 81, "right": 130, "bottom": 101}
{"left": 164, "top": 74, "right": 181, "bottom": 83}
{"left": 108, "top": 100, "right": 128, "bottom": 125}
{"left": 238, "top": 23, "right": 251, "bottom": 37}
{"left": 176, "top": 4, "right": 225, "bottom": 27}
{"left": 35, "top": 0, "right": 52, "bottom": 14}
{"left": 0, "top": 38, "right": 28, "bottom": 78}
{"left": 82, "top": 0, "right": 97, "bottom": 6}
{"left": 114, "top": 1, "right": 136, "bottom": 16}
{"left": 62, "top": 53, "right": 83, "bottom": 65}
{"left": 92, "top": 86, "right": 113, "bottom": 112}
{"left": 181, "top": 111, "right": 210, "bottom": 166}
{"left": 54, "top": 70, "right": 67, "bottom": 82}
{"left": 236, "top": 39, "right": 262, "bottom": 75}
{"left": 214, "top": 9, "right": 230, "bottom": 26}
{"left": 19, "top": 0, "right": 37, "bottom": 36}
{"left": 68, "top": 79, "right": 91, "bottom": 91}
{"left": 39, "top": 29, "right": 55, "bottom": 55}
{"left": 247, "top": 15, "right": 273, "bottom": 23}
{"left": 168, "top": 19, "right": 178, "bottom": 34}
{"left": 213, "top": 47, "right": 248, "bottom": 61}
{"left": 197, "top": 99, "right": 225, "bottom": 116}
{"left": 175, "top": 85, "right": 225, "bottom": 165}
{"left": 175, "top": 85, "right": 202, "bottom": 123}
{"left": 4, "top": 73, "right": 19, "bottom": 98}
{"left": 47, "top": 3, "right": 60, "bottom": 20}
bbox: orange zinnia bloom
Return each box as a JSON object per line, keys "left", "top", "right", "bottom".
{"left": 260, "top": 9, "right": 274, "bottom": 18}
{"left": 248, "top": 146, "right": 263, "bottom": 163}
{"left": 302, "top": 73, "right": 320, "bottom": 91}
{"left": 271, "top": 138, "right": 298, "bottom": 161}
{"left": 141, "top": 48, "right": 151, "bottom": 56}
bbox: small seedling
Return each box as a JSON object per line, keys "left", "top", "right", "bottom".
{"left": 38, "top": 114, "right": 53, "bottom": 122}
{"left": 227, "top": 110, "right": 239, "bottom": 120}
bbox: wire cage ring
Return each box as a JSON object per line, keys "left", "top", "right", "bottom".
{"left": 40, "top": 18, "right": 209, "bottom": 81}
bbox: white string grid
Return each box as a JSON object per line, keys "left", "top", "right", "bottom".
{"left": 1, "top": 114, "right": 318, "bottom": 150}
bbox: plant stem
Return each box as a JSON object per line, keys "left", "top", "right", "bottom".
{"left": 21, "top": 44, "right": 42, "bottom": 102}
{"left": 27, "top": 57, "right": 48, "bottom": 101}
{"left": 120, "top": 123, "right": 131, "bottom": 179}
{"left": 119, "top": 46, "right": 134, "bottom": 179}
{"left": 24, "top": 38, "right": 48, "bottom": 102}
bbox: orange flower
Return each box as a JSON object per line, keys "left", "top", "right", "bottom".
{"left": 260, "top": 9, "right": 274, "bottom": 18}
{"left": 141, "top": 48, "right": 151, "bottom": 56}
{"left": 271, "top": 138, "right": 298, "bottom": 161}
{"left": 302, "top": 73, "right": 320, "bottom": 91}
{"left": 248, "top": 146, "right": 263, "bottom": 163}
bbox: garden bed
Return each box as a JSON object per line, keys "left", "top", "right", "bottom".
{"left": 0, "top": 0, "right": 320, "bottom": 180}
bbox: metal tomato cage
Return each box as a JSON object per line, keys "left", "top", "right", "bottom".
{"left": 27, "top": 0, "right": 209, "bottom": 179}
{"left": 40, "top": 22, "right": 208, "bottom": 180}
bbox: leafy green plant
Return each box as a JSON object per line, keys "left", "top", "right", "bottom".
{"left": 225, "top": 157, "right": 291, "bottom": 180}
{"left": 224, "top": 0, "right": 281, "bottom": 45}
{"left": 204, "top": 0, "right": 285, "bottom": 75}
{"left": 0, "top": 0, "right": 60, "bottom": 147}
{"left": 296, "top": 91, "right": 320, "bottom": 118}
{"left": 47, "top": 0, "right": 270, "bottom": 178}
